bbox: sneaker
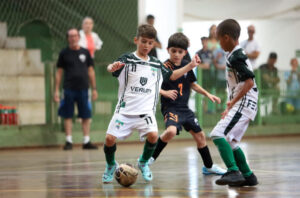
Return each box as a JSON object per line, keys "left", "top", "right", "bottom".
{"left": 148, "top": 157, "right": 155, "bottom": 166}
{"left": 63, "top": 141, "right": 73, "bottom": 150}
{"left": 82, "top": 141, "right": 98, "bottom": 150}
{"left": 215, "top": 170, "right": 245, "bottom": 186}
{"left": 138, "top": 159, "right": 153, "bottom": 182}
{"left": 229, "top": 173, "right": 258, "bottom": 187}
{"left": 102, "top": 163, "right": 118, "bottom": 183}
{"left": 202, "top": 164, "right": 226, "bottom": 175}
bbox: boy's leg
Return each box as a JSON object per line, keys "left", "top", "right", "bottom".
{"left": 152, "top": 125, "right": 177, "bottom": 160}
{"left": 138, "top": 132, "right": 158, "bottom": 181}
{"left": 102, "top": 134, "right": 117, "bottom": 183}
{"left": 189, "top": 130, "right": 226, "bottom": 175}
{"left": 232, "top": 145, "right": 258, "bottom": 186}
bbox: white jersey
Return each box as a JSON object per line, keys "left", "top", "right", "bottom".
{"left": 112, "top": 52, "right": 172, "bottom": 115}
{"left": 226, "top": 46, "right": 258, "bottom": 120}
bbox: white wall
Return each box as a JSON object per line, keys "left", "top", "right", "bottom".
{"left": 183, "top": 19, "right": 300, "bottom": 71}
{"left": 254, "top": 19, "right": 300, "bottom": 70}
{"left": 138, "top": 0, "right": 183, "bottom": 61}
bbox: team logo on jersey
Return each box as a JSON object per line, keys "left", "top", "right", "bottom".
{"left": 115, "top": 119, "right": 124, "bottom": 129}
{"left": 151, "top": 68, "right": 157, "bottom": 76}
{"left": 79, "top": 54, "right": 86, "bottom": 63}
{"left": 140, "top": 77, "right": 148, "bottom": 86}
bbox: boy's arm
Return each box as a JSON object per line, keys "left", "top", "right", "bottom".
{"left": 191, "top": 83, "right": 221, "bottom": 104}
{"left": 160, "top": 89, "right": 178, "bottom": 101}
{"left": 107, "top": 61, "right": 125, "bottom": 73}
{"left": 169, "top": 54, "right": 201, "bottom": 81}
{"left": 221, "top": 78, "right": 254, "bottom": 118}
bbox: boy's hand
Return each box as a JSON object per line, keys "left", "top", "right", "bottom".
{"left": 221, "top": 101, "right": 233, "bottom": 119}
{"left": 163, "top": 90, "right": 178, "bottom": 101}
{"left": 207, "top": 93, "right": 221, "bottom": 104}
{"left": 108, "top": 61, "right": 125, "bottom": 72}
{"left": 190, "top": 54, "right": 201, "bottom": 68}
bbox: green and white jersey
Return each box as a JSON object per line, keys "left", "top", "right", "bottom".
{"left": 112, "top": 52, "right": 173, "bottom": 115}
{"left": 226, "top": 46, "right": 258, "bottom": 120}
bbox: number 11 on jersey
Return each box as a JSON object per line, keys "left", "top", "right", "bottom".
{"left": 178, "top": 83, "right": 183, "bottom": 96}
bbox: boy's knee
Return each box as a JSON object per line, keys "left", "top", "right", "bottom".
{"left": 147, "top": 132, "right": 158, "bottom": 143}
{"left": 105, "top": 134, "right": 116, "bottom": 146}
{"left": 163, "top": 126, "right": 177, "bottom": 140}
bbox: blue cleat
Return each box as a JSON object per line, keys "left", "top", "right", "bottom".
{"left": 138, "top": 160, "right": 153, "bottom": 181}
{"left": 102, "top": 163, "right": 118, "bottom": 183}
{"left": 202, "top": 164, "right": 226, "bottom": 175}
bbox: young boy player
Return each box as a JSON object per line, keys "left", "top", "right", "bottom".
{"left": 210, "top": 19, "right": 259, "bottom": 187}
{"left": 102, "top": 25, "right": 201, "bottom": 183}
{"left": 149, "top": 33, "right": 226, "bottom": 175}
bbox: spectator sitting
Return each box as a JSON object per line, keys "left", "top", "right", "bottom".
{"left": 284, "top": 58, "right": 300, "bottom": 111}
{"left": 259, "top": 52, "right": 280, "bottom": 113}
{"left": 79, "top": 17, "right": 103, "bottom": 58}
{"left": 240, "top": 25, "right": 260, "bottom": 70}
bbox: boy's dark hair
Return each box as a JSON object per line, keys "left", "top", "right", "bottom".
{"left": 146, "top": 14, "right": 155, "bottom": 21}
{"left": 136, "top": 24, "right": 156, "bottom": 39}
{"left": 269, "top": 52, "right": 277, "bottom": 59}
{"left": 167, "top": 32, "right": 189, "bottom": 50}
{"left": 217, "top": 19, "right": 240, "bottom": 40}
{"left": 201, "top": 36, "right": 208, "bottom": 41}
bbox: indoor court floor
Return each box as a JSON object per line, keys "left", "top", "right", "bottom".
{"left": 0, "top": 136, "right": 300, "bottom": 198}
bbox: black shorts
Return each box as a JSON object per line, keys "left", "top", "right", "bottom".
{"left": 162, "top": 107, "right": 202, "bottom": 135}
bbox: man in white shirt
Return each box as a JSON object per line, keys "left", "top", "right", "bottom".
{"left": 240, "top": 25, "right": 260, "bottom": 70}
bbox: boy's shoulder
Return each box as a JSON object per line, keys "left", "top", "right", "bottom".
{"left": 230, "top": 48, "right": 247, "bottom": 61}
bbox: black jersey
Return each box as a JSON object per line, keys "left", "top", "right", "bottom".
{"left": 161, "top": 59, "right": 197, "bottom": 110}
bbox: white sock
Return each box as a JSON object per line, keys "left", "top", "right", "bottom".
{"left": 83, "top": 136, "right": 90, "bottom": 144}
{"left": 66, "top": 135, "right": 72, "bottom": 143}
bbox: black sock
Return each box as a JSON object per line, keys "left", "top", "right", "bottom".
{"left": 198, "top": 146, "right": 213, "bottom": 168}
{"left": 152, "top": 137, "right": 167, "bottom": 160}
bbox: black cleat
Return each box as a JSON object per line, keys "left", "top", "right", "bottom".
{"left": 63, "top": 141, "right": 73, "bottom": 150}
{"left": 215, "top": 170, "right": 245, "bottom": 186}
{"left": 229, "top": 173, "right": 258, "bottom": 187}
{"left": 82, "top": 141, "right": 98, "bottom": 150}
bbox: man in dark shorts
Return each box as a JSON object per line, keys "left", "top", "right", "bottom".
{"left": 54, "top": 28, "right": 98, "bottom": 150}
{"left": 149, "top": 33, "right": 225, "bottom": 175}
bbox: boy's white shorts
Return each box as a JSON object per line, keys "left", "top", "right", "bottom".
{"left": 210, "top": 112, "right": 250, "bottom": 143}
{"left": 106, "top": 113, "right": 158, "bottom": 141}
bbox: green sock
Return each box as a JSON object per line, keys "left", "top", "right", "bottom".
{"left": 140, "top": 140, "right": 157, "bottom": 163}
{"left": 233, "top": 147, "right": 252, "bottom": 177}
{"left": 104, "top": 144, "right": 116, "bottom": 166}
{"left": 213, "top": 138, "right": 239, "bottom": 171}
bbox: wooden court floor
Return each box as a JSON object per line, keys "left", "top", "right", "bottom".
{"left": 0, "top": 136, "right": 300, "bottom": 198}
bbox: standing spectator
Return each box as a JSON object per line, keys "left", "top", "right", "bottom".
{"left": 54, "top": 28, "right": 98, "bottom": 150}
{"left": 213, "top": 48, "right": 226, "bottom": 93}
{"left": 285, "top": 58, "right": 300, "bottom": 111}
{"left": 196, "top": 37, "right": 215, "bottom": 112}
{"left": 240, "top": 25, "right": 260, "bottom": 69}
{"left": 259, "top": 52, "right": 280, "bottom": 113}
{"left": 207, "top": 24, "right": 220, "bottom": 51}
{"left": 79, "top": 17, "right": 103, "bottom": 58}
{"left": 146, "top": 14, "right": 162, "bottom": 58}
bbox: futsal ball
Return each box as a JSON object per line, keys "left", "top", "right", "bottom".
{"left": 115, "top": 163, "right": 138, "bottom": 187}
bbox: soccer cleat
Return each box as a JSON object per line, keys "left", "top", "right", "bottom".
{"left": 229, "top": 173, "right": 258, "bottom": 187}
{"left": 63, "top": 141, "right": 73, "bottom": 150}
{"left": 215, "top": 170, "right": 245, "bottom": 186}
{"left": 148, "top": 157, "right": 155, "bottom": 166}
{"left": 138, "top": 160, "right": 153, "bottom": 182}
{"left": 102, "top": 163, "right": 118, "bottom": 183}
{"left": 202, "top": 164, "right": 226, "bottom": 175}
{"left": 82, "top": 141, "right": 98, "bottom": 150}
